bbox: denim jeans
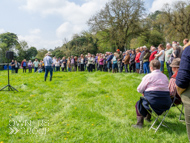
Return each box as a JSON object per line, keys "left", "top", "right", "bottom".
{"left": 159, "top": 60, "right": 164, "bottom": 72}
{"left": 45, "top": 66, "right": 53, "bottom": 80}
{"left": 34, "top": 67, "right": 38, "bottom": 72}
{"left": 143, "top": 62, "right": 150, "bottom": 74}
{"left": 124, "top": 64, "right": 128, "bottom": 73}
{"left": 166, "top": 62, "right": 173, "bottom": 78}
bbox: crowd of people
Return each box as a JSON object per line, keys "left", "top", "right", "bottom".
{"left": 7, "top": 38, "right": 190, "bottom": 141}
{"left": 132, "top": 39, "right": 190, "bottom": 142}
{"left": 10, "top": 39, "right": 189, "bottom": 78}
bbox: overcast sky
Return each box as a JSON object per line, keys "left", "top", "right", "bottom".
{"left": 0, "top": 0, "right": 186, "bottom": 50}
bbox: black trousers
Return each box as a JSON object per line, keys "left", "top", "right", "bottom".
{"left": 129, "top": 63, "right": 136, "bottom": 73}
{"left": 88, "top": 64, "right": 93, "bottom": 72}
{"left": 99, "top": 65, "right": 103, "bottom": 71}
{"left": 23, "top": 67, "right": 26, "bottom": 73}
{"left": 15, "top": 68, "right": 18, "bottom": 73}
{"left": 81, "top": 64, "right": 84, "bottom": 71}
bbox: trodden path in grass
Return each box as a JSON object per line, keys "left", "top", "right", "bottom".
{"left": 0, "top": 70, "right": 188, "bottom": 143}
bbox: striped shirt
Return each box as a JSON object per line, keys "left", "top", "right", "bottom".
{"left": 137, "top": 70, "right": 169, "bottom": 94}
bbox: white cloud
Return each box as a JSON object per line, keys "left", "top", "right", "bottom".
{"left": 150, "top": 0, "right": 188, "bottom": 13}
{"left": 20, "top": 0, "right": 109, "bottom": 41}
{"left": 18, "top": 34, "right": 62, "bottom": 50}
{"left": 29, "top": 28, "right": 41, "bottom": 35}
{"left": 0, "top": 29, "right": 5, "bottom": 34}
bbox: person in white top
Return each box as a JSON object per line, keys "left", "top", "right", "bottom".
{"left": 55, "top": 59, "right": 60, "bottom": 72}
{"left": 155, "top": 44, "right": 165, "bottom": 73}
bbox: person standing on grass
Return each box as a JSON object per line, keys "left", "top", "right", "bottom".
{"left": 21, "top": 59, "right": 27, "bottom": 73}
{"left": 123, "top": 51, "right": 130, "bottom": 73}
{"left": 28, "top": 60, "right": 33, "bottom": 73}
{"left": 129, "top": 50, "right": 136, "bottom": 73}
{"left": 67, "top": 57, "right": 71, "bottom": 72}
{"left": 143, "top": 49, "right": 151, "bottom": 74}
{"left": 43, "top": 52, "right": 53, "bottom": 81}
{"left": 176, "top": 41, "right": 190, "bottom": 142}
{"left": 87, "top": 54, "right": 93, "bottom": 72}
{"left": 55, "top": 59, "right": 60, "bottom": 72}
{"left": 99, "top": 55, "right": 104, "bottom": 71}
{"left": 112, "top": 53, "right": 118, "bottom": 73}
{"left": 116, "top": 49, "right": 123, "bottom": 73}
{"left": 135, "top": 48, "right": 141, "bottom": 73}
{"left": 149, "top": 46, "right": 157, "bottom": 62}
{"left": 139, "top": 46, "right": 145, "bottom": 74}
{"left": 33, "top": 59, "right": 39, "bottom": 72}
{"left": 106, "top": 52, "right": 113, "bottom": 72}
{"left": 155, "top": 44, "right": 165, "bottom": 73}
{"left": 132, "top": 60, "right": 172, "bottom": 129}
{"left": 165, "top": 43, "right": 173, "bottom": 79}
{"left": 80, "top": 54, "right": 85, "bottom": 71}
{"left": 92, "top": 54, "right": 96, "bottom": 71}
{"left": 14, "top": 60, "right": 19, "bottom": 73}
{"left": 11, "top": 60, "right": 15, "bottom": 73}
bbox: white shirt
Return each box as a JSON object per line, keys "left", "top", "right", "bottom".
{"left": 158, "top": 50, "right": 165, "bottom": 61}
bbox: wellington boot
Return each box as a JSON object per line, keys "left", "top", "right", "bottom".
{"left": 132, "top": 116, "right": 144, "bottom": 129}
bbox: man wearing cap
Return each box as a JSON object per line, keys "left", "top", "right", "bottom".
{"left": 168, "top": 58, "right": 181, "bottom": 104}
{"left": 116, "top": 49, "right": 123, "bottom": 73}
{"left": 43, "top": 52, "right": 53, "bottom": 81}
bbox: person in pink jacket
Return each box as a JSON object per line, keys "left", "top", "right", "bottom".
{"left": 99, "top": 55, "right": 104, "bottom": 71}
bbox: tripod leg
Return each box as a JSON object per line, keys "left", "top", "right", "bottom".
{"left": 10, "top": 85, "right": 18, "bottom": 92}
{"left": 0, "top": 85, "right": 9, "bottom": 91}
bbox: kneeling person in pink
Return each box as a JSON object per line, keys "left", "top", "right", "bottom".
{"left": 132, "top": 60, "right": 172, "bottom": 128}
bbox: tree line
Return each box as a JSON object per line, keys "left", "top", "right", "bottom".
{"left": 0, "top": 0, "right": 190, "bottom": 61}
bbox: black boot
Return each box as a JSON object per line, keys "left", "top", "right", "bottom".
{"left": 44, "top": 77, "right": 46, "bottom": 81}
{"left": 132, "top": 116, "right": 144, "bottom": 129}
{"left": 145, "top": 112, "right": 151, "bottom": 123}
{"left": 50, "top": 76, "right": 52, "bottom": 81}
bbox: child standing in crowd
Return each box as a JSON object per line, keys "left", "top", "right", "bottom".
{"left": 67, "top": 57, "right": 71, "bottom": 72}
{"left": 28, "top": 60, "right": 33, "bottom": 73}
{"left": 112, "top": 53, "right": 118, "bottom": 73}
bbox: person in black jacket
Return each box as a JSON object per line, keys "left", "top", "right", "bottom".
{"left": 176, "top": 41, "right": 190, "bottom": 141}
{"left": 129, "top": 50, "right": 136, "bottom": 73}
{"left": 14, "top": 60, "right": 20, "bottom": 73}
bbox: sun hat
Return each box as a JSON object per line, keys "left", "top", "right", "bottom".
{"left": 46, "top": 51, "right": 52, "bottom": 56}
{"left": 170, "top": 58, "right": 181, "bottom": 68}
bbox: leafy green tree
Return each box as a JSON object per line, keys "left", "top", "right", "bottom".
{"left": 0, "top": 32, "right": 19, "bottom": 62}
{"left": 88, "top": 0, "right": 146, "bottom": 51}
{"left": 36, "top": 49, "right": 48, "bottom": 60}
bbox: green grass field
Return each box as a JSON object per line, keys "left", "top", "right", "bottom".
{"left": 0, "top": 70, "right": 188, "bottom": 143}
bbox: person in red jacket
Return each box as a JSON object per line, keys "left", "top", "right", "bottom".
{"left": 149, "top": 46, "right": 157, "bottom": 62}
{"left": 135, "top": 48, "right": 141, "bottom": 73}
